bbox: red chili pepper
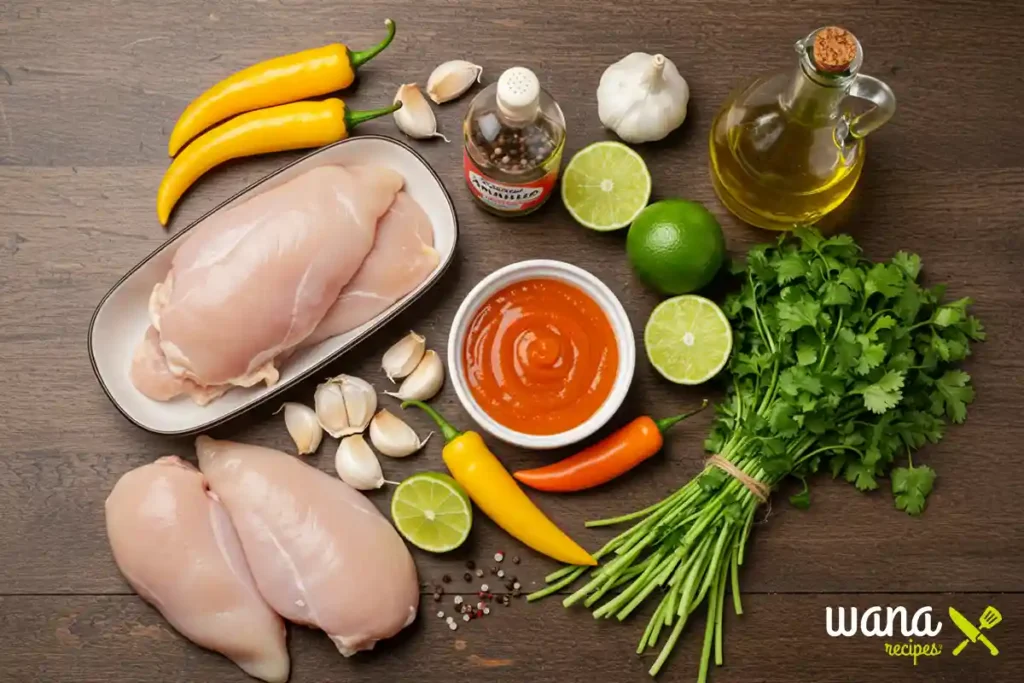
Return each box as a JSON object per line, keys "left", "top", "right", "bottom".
{"left": 513, "top": 401, "right": 708, "bottom": 492}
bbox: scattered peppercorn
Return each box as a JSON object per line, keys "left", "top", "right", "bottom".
{"left": 480, "top": 583, "right": 489, "bottom": 592}
{"left": 494, "top": 551, "right": 505, "bottom": 562}
{"left": 475, "top": 569, "right": 484, "bottom": 578}
{"left": 512, "top": 589, "right": 521, "bottom": 598}
{"left": 466, "top": 560, "right": 475, "bottom": 570}
{"left": 513, "top": 581, "right": 521, "bottom": 590}
{"left": 505, "top": 580, "right": 515, "bottom": 590}
{"left": 489, "top": 566, "right": 498, "bottom": 575}
{"left": 512, "top": 556, "right": 520, "bottom": 564}
{"left": 454, "top": 595, "right": 464, "bottom": 605}
{"left": 497, "top": 570, "right": 505, "bottom": 578}
{"left": 464, "top": 572, "right": 473, "bottom": 582}
{"left": 433, "top": 593, "right": 442, "bottom": 602}
{"left": 442, "top": 574, "right": 451, "bottom": 584}
{"left": 449, "top": 622, "right": 458, "bottom": 631}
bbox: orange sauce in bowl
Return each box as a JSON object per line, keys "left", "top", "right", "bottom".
{"left": 462, "top": 278, "right": 619, "bottom": 436}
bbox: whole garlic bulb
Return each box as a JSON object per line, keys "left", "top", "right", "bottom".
{"left": 597, "top": 53, "right": 689, "bottom": 143}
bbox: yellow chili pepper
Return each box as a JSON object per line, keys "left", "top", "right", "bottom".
{"left": 156, "top": 98, "right": 400, "bottom": 225}
{"left": 167, "top": 19, "right": 397, "bottom": 156}
{"left": 403, "top": 401, "right": 597, "bottom": 567}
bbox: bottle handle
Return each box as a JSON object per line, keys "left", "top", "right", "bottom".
{"left": 845, "top": 74, "right": 896, "bottom": 139}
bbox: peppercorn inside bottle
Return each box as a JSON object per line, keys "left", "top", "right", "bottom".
{"left": 462, "top": 67, "right": 566, "bottom": 217}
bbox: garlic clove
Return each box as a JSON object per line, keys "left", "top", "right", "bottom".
{"left": 334, "top": 434, "right": 385, "bottom": 491}
{"left": 315, "top": 381, "right": 350, "bottom": 438}
{"left": 393, "top": 83, "right": 449, "bottom": 142}
{"left": 369, "top": 409, "right": 430, "bottom": 458}
{"left": 382, "top": 331, "right": 427, "bottom": 383}
{"left": 279, "top": 402, "right": 323, "bottom": 455}
{"left": 337, "top": 375, "right": 377, "bottom": 435}
{"left": 385, "top": 349, "right": 445, "bottom": 402}
{"left": 426, "top": 60, "right": 483, "bottom": 104}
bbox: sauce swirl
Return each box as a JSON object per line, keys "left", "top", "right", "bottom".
{"left": 463, "top": 278, "right": 618, "bottom": 435}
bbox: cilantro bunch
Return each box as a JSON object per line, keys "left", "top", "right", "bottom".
{"left": 709, "top": 227, "right": 984, "bottom": 514}
{"left": 530, "top": 228, "right": 983, "bottom": 681}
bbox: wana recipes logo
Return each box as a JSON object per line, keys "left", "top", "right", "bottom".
{"left": 826, "top": 604, "right": 1002, "bottom": 665}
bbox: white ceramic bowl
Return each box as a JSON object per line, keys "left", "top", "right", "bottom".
{"left": 447, "top": 260, "right": 636, "bottom": 449}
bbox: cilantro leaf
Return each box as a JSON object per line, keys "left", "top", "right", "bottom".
{"left": 891, "top": 464, "right": 936, "bottom": 516}
{"left": 844, "top": 461, "right": 879, "bottom": 491}
{"left": 933, "top": 306, "right": 963, "bottom": 328}
{"left": 864, "top": 263, "right": 906, "bottom": 299}
{"left": 854, "top": 337, "right": 886, "bottom": 376}
{"left": 789, "top": 477, "right": 811, "bottom": 510}
{"left": 932, "top": 370, "right": 974, "bottom": 423}
{"left": 839, "top": 268, "right": 863, "bottom": 292}
{"left": 777, "top": 299, "right": 821, "bottom": 334}
{"left": 858, "top": 371, "right": 905, "bottom": 414}
{"left": 775, "top": 251, "right": 808, "bottom": 284}
{"left": 823, "top": 281, "right": 854, "bottom": 306}
{"left": 796, "top": 343, "right": 818, "bottom": 366}
{"left": 892, "top": 251, "right": 922, "bottom": 279}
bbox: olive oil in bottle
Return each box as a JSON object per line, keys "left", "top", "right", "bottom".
{"left": 709, "top": 27, "right": 896, "bottom": 231}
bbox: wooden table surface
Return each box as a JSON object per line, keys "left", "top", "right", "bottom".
{"left": 2, "top": 1, "right": 1022, "bottom": 681}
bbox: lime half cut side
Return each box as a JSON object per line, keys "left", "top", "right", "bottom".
{"left": 645, "top": 295, "right": 733, "bottom": 385}
{"left": 562, "top": 141, "right": 652, "bottom": 231}
{"left": 391, "top": 472, "right": 472, "bottom": 553}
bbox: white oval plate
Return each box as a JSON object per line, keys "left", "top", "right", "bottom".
{"left": 88, "top": 136, "right": 458, "bottom": 435}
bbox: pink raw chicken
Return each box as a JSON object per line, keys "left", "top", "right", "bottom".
{"left": 304, "top": 190, "right": 440, "bottom": 347}
{"left": 136, "top": 164, "right": 403, "bottom": 399}
{"left": 105, "top": 456, "right": 289, "bottom": 682}
{"left": 196, "top": 436, "right": 419, "bottom": 656}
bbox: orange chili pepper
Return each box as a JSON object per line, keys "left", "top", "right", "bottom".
{"left": 513, "top": 401, "right": 707, "bottom": 493}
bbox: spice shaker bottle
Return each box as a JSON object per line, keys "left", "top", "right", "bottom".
{"left": 463, "top": 67, "right": 566, "bottom": 216}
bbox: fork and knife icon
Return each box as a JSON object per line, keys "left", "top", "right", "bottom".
{"left": 949, "top": 606, "right": 1001, "bottom": 656}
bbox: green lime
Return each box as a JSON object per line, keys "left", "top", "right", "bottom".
{"left": 561, "top": 141, "right": 652, "bottom": 231}
{"left": 627, "top": 199, "right": 726, "bottom": 295}
{"left": 391, "top": 472, "right": 472, "bottom": 553}
{"left": 645, "top": 295, "right": 733, "bottom": 385}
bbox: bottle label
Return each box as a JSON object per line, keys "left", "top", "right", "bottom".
{"left": 463, "top": 150, "right": 560, "bottom": 214}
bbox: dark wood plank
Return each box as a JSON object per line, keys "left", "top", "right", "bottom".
{"left": 0, "top": 1, "right": 1022, "bottom": 171}
{"left": 1, "top": 165, "right": 1022, "bottom": 595}
{"left": 1, "top": 593, "right": 1019, "bottom": 682}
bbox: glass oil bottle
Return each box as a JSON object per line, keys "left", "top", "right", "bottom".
{"left": 709, "top": 26, "right": 896, "bottom": 231}
{"left": 463, "top": 67, "right": 566, "bottom": 216}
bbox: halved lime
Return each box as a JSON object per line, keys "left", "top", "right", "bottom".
{"left": 645, "top": 295, "right": 733, "bottom": 385}
{"left": 391, "top": 472, "right": 472, "bottom": 553}
{"left": 561, "top": 141, "right": 652, "bottom": 231}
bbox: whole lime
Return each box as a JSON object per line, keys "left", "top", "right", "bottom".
{"left": 626, "top": 199, "right": 726, "bottom": 295}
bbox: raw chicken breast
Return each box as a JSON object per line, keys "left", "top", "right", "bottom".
{"left": 148, "top": 164, "right": 403, "bottom": 390}
{"left": 196, "top": 436, "right": 419, "bottom": 656}
{"left": 105, "top": 456, "right": 289, "bottom": 682}
{"left": 304, "top": 190, "right": 440, "bottom": 347}
{"left": 131, "top": 326, "right": 228, "bottom": 405}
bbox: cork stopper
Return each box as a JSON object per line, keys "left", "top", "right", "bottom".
{"left": 812, "top": 27, "right": 857, "bottom": 73}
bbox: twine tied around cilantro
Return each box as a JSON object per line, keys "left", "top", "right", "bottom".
{"left": 706, "top": 454, "right": 771, "bottom": 504}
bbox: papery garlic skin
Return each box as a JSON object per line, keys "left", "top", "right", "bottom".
{"left": 426, "top": 60, "right": 483, "bottom": 104}
{"left": 370, "top": 409, "right": 430, "bottom": 458}
{"left": 335, "top": 435, "right": 385, "bottom": 491}
{"left": 281, "top": 402, "right": 323, "bottom": 455}
{"left": 394, "top": 83, "right": 449, "bottom": 141}
{"left": 597, "top": 53, "right": 689, "bottom": 143}
{"left": 382, "top": 331, "right": 426, "bottom": 383}
{"left": 315, "top": 381, "right": 350, "bottom": 438}
{"left": 385, "top": 350, "right": 445, "bottom": 402}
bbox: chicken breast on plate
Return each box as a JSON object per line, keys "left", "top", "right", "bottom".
{"left": 196, "top": 436, "right": 419, "bottom": 656}
{"left": 304, "top": 190, "right": 440, "bottom": 347}
{"left": 134, "top": 164, "right": 402, "bottom": 400}
{"left": 105, "top": 456, "right": 289, "bottom": 682}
